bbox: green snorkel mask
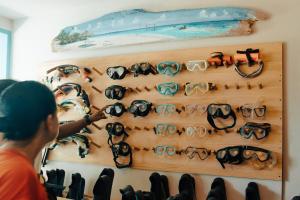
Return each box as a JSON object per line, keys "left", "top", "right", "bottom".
{"left": 157, "top": 61, "right": 181, "bottom": 76}
{"left": 157, "top": 82, "right": 179, "bottom": 96}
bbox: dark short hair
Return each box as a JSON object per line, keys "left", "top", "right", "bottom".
{"left": 0, "top": 81, "right": 57, "bottom": 140}
{"left": 0, "top": 79, "right": 18, "bottom": 93}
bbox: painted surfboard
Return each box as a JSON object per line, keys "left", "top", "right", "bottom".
{"left": 52, "top": 7, "right": 266, "bottom": 52}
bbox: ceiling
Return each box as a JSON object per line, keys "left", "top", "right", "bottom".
{"left": 0, "top": 0, "right": 241, "bottom": 20}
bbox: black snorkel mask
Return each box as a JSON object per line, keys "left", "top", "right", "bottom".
{"left": 128, "top": 100, "right": 152, "bottom": 117}
{"left": 106, "top": 66, "right": 129, "bottom": 80}
{"left": 130, "top": 62, "right": 157, "bottom": 77}
{"left": 207, "top": 104, "right": 237, "bottom": 130}
{"left": 105, "top": 122, "right": 129, "bottom": 145}
{"left": 105, "top": 85, "right": 127, "bottom": 100}
{"left": 111, "top": 141, "right": 133, "bottom": 168}
{"left": 105, "top": 103, "right": 126, "bottom": 117}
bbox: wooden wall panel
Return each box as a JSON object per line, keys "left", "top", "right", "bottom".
{"left": 43, "top": 42, "right": 283, "bottom": 181}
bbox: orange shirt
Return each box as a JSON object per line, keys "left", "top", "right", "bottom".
{"left": 0, "top": 149, "right": 48, "bottom": 200}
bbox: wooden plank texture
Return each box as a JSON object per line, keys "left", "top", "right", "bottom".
{"left": 43, "top": 42, "right": 283, "bottom": 181}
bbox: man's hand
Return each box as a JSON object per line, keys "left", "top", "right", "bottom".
{"left": 90, "top": 108, "right": 107, "bottom": 122}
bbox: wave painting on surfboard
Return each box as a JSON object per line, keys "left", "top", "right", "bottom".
{"left": 52, "top": 7, "right": 266, "bottom": 52}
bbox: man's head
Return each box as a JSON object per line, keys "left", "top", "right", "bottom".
{"left": 0, "top": 81, "right": 59, "bottom": 143}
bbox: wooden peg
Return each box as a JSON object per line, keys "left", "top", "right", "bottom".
{"left": 127, "top": 87, "right": 134, "bottom": 93}
{"left": 176, "top": 108, "right": 181, "bottom": 114}
{"left": 92, "top": 85, "right": 102, "bottom": 94}
{"left": 181, "top": 106, "right": 186, "bottom": 112}
{"left": 224, "top": 84, "right": 229, "bottom": 89}
{"left": 247, "top": 82, "right": 251, "bottom": 90}
{"left": 143, "top": 147, "right": 149, "bottom": 151}
{"left": 92, "top": 67, "right": 103, "bottom": 76}
{"left": 135, "top": 87, "right": 142, "bottom": 92}
{"left": 92, "top": 105, "right": 100, "bottom": 110}
{"left": 90, "top": 141, "right": 101, "bottom": 148}
{"left": 144, "top": 127, "right": 150, "bottom": 131}
{"left": 133, "top": 147, "right": 141, "bottom": 151}
{"left": 177, "top": 130, "right": 183, "bottom": 136}
{"left": 236, "top": 84, "right": 240, "bottom": 90}
{"left": 134, "top": 126, "right": 141, "bottom": 130}
{"left": 92, "top": 123, "right": 102, "bottom": 130}
{"left": 258, "top": 83, "right": 263, "bottom": 89}
{"left": 125, "top": 126, "right": 132, "bottom": 131}
{"left": 224, "top": 129, "right": 229, "bottom": 133}
{"left": 144, "top": 86, "right": 151, "bottom": 92}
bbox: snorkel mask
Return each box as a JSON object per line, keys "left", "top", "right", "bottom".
{"left": 207, "top": 104, "right": 237, "bottom": 130}
{"left": 157, "top": 82, "right": 179, "bottom": 96}
{"left": 106, "top": 66, "right": 128, "bottom": 80}
{"left": 238, "top": 122, "right": 271, "bottom": 140}
{"left": 157, "top": 61, "right": 181, "bottom": 76}
{"left": 234, "top": 48, "right": 264, "bottom": 78}
{"left": 185, "top": 60, "right": 209, "bottom": 71}
{"left": 184, "top": 82, "right": 216, "bottom": 96}
{"left": 128, "top": 100, "right": 152, "bottom": 117}
{"left": 105, "top": 85, "right": 127, "bottom": 100}
{"left": 111, "top": 141, "right": 133, "bottom": 168}
{"left": 105, "top": 102, "right": 127, "bottom": 117}
{"left": 106, "top": 122, "right": 129, "bottom": 145}
{"left": 130, "top": 62, "right": 157, "bottom": 77}
{"left": 215, "top": 145, "right": 277, "bottom": 169}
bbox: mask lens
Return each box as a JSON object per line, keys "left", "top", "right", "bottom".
{"left": 115, "top": 105, "right": 122, "bottom": 113}
{"left": 137, "top": 103, "right": 147, "bottom": 112}
{"left": 241, "top": 106, "right": 252, "bottom": 118}
{"left": 105, "top": 106, "right": 112, "bottom": 114}
{"left": 207, "top": 105, "right": 217, "bottom": 115}
{"left": 186, "top": 127, "right": 195, "bottom": 136}
{"left": 115, "top": 124, "right": 123, "bottom": 133}
{"left": 166, "top": 146, "right": 176, "bottom": 156}
{"left": 221, "top": 105, "right": 231, "bottom": 115}
{"left": 254, "top": 128, "right": 267, "bottom": 139}
{"left": 155, "top": 124, "right": 165, "bottom": 135}
{"left": 243, "top": 150, "right": 255, "bottom": 159}
{"left": 167, "top": 125, "right": 176, "bottom": 134}
{"left": 255, "top": 106, "right": 266, "bottom": 117}
{"left": 155, "top": 146, "right": 165, "bottom": 155}
{"left": 217, "top": 150, "right": 227, "bottom": 159}
{"left": 229, "top": 148, "right": 240, "bottom": 157}
{"left": 198, "top": 149, "right": 209, "bottom": 160}
{"left": 116, "top": 67, "right": 125, "bottom": 76}
{"left": 255, "top": 151, "right": 269, "bottom": 161}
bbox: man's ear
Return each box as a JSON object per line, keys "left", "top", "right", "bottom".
{"left": 45, "top": 114, "right": 59, "bottom": 137}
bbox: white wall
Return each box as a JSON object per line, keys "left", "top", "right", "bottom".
{"left": 0, "top": 15, "right": 12, "bottom": 30}
{"left": 11, "top": 0, "right": 300, "bottom": 199}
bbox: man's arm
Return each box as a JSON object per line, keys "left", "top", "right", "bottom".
{"left": 57, "top": 109, "right": 106, "bottom": 139}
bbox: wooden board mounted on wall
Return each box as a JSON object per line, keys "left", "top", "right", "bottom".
{"left": 43, "top": 42, "right": 283, "bottom": 181}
